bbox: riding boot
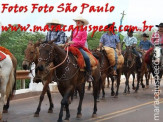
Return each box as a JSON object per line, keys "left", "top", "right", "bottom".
{"left": 87, "top": 71, "right": 93, "bottom": 82}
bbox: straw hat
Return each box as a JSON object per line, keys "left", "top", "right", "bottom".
{"left": 46, "top": 18, "right": 63, "bottom": 25}
{"left": 73, "top": 16, "right": 89, "bottom": 26}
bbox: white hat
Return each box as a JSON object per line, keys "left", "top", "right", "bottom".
{"left": 46, "top": 18, "right": 63, "bottom": 25}
{"left": 73, "top": 16, "right": 89, "bottom": 26}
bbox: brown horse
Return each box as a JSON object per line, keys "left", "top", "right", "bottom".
{"left": 34, "top": 41, "right": 101, "bottom": 122}
{"left": 22, "top": 41, "right": 54, "bottom": 116}
{"left": 92, "top": 49, "right": 122, "bottom": 98}
{"left": 122, "top": 47, "right": 146, "bottom": 93}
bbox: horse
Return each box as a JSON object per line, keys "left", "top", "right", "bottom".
{"left": 22, "top": 41, "right": 54, "bottom": 117}
{"left": 122, "top": 46, "right": 145, "bottom": 93}
{"left": 34, "top": 41, "right": 101, "bottom": 122}
{"left": 92, "top": 49, "right": 122, "bottom": 98}
{"left": 0, "top": 48, "right": 17, "bottom": 120}
{"left": 146, "top": 45, "right": 163, "bottom": 91}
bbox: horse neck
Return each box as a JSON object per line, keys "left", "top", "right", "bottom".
{"left": 53, "top": 44, "right": 68, "bottom": 68}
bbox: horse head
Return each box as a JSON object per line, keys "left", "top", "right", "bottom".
{"left": 152, "top": 46, "right": 162, "bottom": 66}
{"left": 22, "top": 40, "right": 40, "bottom": 70}
{"left": 124, "top": 46, "right": 136, "bottom": 68}
{"left": 34, "top": 41, "right": 55, "bottom": 83}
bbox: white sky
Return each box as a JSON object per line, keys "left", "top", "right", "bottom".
{"left": 0, "top": 0, "right": 162, "bottom": 36}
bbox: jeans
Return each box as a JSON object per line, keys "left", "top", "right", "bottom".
{"left": 113, "top": 49, "right": 118, "bottom": 70}
{"left": 79, "top": 48, "right": 91, "bottom": 72}
{"left": 132, "top": 47, "right": 141, "bottom": 57}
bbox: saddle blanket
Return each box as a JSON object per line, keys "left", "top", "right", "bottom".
{"left": 67, "top": 46, "right": 98, "bottom": 70}
{"left": 98, "top": 46, "right": 124, "bottom": 69}
{"left": 0, "top": 46, "right": 12, "bottom": 61}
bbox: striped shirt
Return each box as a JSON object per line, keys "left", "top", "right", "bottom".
{"left": 45, "top": 31, "right": 67, "bottom": 44}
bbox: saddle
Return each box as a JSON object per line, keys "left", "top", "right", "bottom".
{"left": 67, "top": 46, "right": 98, "bottom": 71}
{"left": 97, "top": 46, "right": 124, "bottom": 69}
{"left": 0, "top": 46, "right": 13, "bottom": 61}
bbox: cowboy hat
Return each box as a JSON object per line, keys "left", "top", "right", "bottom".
{"left": 156, "top": 23, "right": 163, "bottom": 27}
{"left": 107, "top": 24, "right": 116, "bottom": 29}
{"left": 126, "top": 29, "right": 135, "bottom": 33}
{"left": 46, "top": 18, "right": 63, "bottom": 25}
{"left": 142, "top": 33, "right": 149, "bottom": 37}
{"left": 73, "top": 16, "right": 89, "bottom": 26}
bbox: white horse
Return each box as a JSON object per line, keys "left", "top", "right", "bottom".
{"left": 0, "top": 50, "right": 17, "bottom": 120}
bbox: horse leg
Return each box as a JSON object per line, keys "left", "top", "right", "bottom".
{"left": 107, "top": 77, "right": 110, "bottom": 88}
{"left": 58, "top": 85, "right": 73, "bottom": 122}
{"left": 135, "top": 73, "right": 141, "bottom": 92}
{"left": 92, "top": 79, "right": 99, "bottom": 118}
{"left": 132, "top": 73, "right": 136, "bottom": 90}
{"left": 3, "top": 94, "right": 11, "bottom": 113}
{"left": 146, "top": 72, "right": 150, "bottom": 88}
{"left": 127, "top": 75, "right": 130, "bottom": 94}
{"left": 74, "top": 89, "right": 78, "bottom": 99}
{"left": 47, "top": 87, "right": 54, "bottom": 113}
{"left": 34, "top": 82, "right": 49, "bottom": 117}
{"left": 124, "top": 74, "right": 128, "bottom": 94}
{"left": 141, "top": 77, "right": 145, "bottom": 89}
{"left": 115, "top": 70, "right": 121, "bottom": 97}
{"left": 87, "top": 82, "right": 91, "bottom": 91}
{"left": 76, "top": 83, "right": 85, "bottom": 118}
{"left": 111, "top": 77, "right": 115, "bottom": 96}
{"left": 64, "top": 104, "right": 70, "bottom": 121}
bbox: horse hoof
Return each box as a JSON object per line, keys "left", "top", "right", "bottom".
{"left": 135, "top": 90, "right": 138, "bottom": 93}
{"left": 92, "top": 114, "right": 97, "bottom": 118}
{"left": 34, "top": 114, "right": 39, "bottom": 117}
{"left": 127, "top": 91, "right": 130, "bottom": 94}
{"left": 0, "top": 113, "right": 2, "bottom": 120}
{"left": 101, "top": 97, "right": 105, "bottom": 100}
{"left": 96, "top": 98, "right": 100, "bottom": 102}
{"left": 48, "top": 109, "right": 53, "bottom": 113}
{"left": 123, "top": 92, "right": 127, "bottom": 95}
{"left": 76, "top": 114, "right": 82, "bottom": 118}
{"left": 114, "top": 95, "right": 118, "bottom": 98}
{"left": 132, "top": 87, "right": 136, "bottom": 90}
{"left": 142, "top": 85, "right": 145, "bottom": 89}
{"left": 146, "top": 86, "right": 149, "bottom": 89}
{"left": 3, "top": 109, "right": 8, "bottom": 113}
{"left": 111, "top": 93, "right": 115, "bottom": 96}
{"left": 63, "top": 119, "right": 69, "bottom": 122}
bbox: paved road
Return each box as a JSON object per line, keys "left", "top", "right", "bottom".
{"left": 2, "top": 79, "right": 163, "bottom": 122}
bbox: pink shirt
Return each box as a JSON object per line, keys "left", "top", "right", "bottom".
{"left": 71, "top": 29, "right": 87, "bottom": 48}
{"left": 151, "top": 32, "right": 159, "bottom": 44}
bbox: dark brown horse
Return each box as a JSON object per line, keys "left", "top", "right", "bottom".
{"left": 34, "top": 41, "right": 101, "bottom": 122}
{"left": 22, "top": 41, "right": 54, "bottom": 116}
{"left": 146, "top": 46, "right": 162, "bottom": 91}
{"left": 122, "top": 47, "right": 146, "bottom": 93}
{"left": 92, "top": 49, "right": 122, "bottom": 98}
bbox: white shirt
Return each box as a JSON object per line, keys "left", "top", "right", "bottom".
{"left": 123, "top": 36, "right": 137, "bottom": 46}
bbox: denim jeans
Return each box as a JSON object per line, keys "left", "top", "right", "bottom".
{"left": 132, "top": 47, "right": 141, "bottom": 57}
{"left": 113, "top": 49, "right": 118, "bottom": 70}
{"left": 79, "top": 48, "right": 91, "bottom": 72}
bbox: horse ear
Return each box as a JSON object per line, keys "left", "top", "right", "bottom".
{"left": 34, "top": 41, "right": 41, "bottom": 48}
{"left": 28, "top": 40, "right": 33, "bottom": 44}
{"left": 48, "top": 39, "right": 56, "bottom": 44}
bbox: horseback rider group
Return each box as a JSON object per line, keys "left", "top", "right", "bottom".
{"left": 45, "top": 16, "right": 162, "bottom": 80}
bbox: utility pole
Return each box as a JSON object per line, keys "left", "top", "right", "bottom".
{"left": 117, "top": 11, "right": 126, "bottom": 37}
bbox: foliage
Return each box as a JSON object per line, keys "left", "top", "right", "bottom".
{"left": 0, "top": 25, "right": 45, "bottom": 69}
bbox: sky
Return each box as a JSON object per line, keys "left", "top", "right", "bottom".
{"left": 0, "top": 0, "right": 162, "bottom": 36}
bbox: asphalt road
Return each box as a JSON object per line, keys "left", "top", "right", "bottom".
{"left": 2, "top": 79, "right": 163, "bottom": 122}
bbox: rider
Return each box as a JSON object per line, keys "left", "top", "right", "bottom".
{"left": 99, "top": 24, "right": 122, "bottom": 76}
{"left": 156, "top": 23, "right": 163, "bottom": 48}
{"left": 45, "top": 18, "right": 67, "bottom": 44}
{"left": 68, "top": 16, "right": 93, "bottom": 82}
{"left": 122, "top": 29, "right": 142, "bottom": 70}
{"left": 139, "top": 33, "right": 153, "bottom": 51}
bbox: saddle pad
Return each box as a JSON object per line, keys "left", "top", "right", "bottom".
{"left": 0, "top": 51, "right": 6, "bottom": 61}
{"left": 67, "top": 46, "right": 98, "bottom": 69}
{"left": 0, "top": 46, "right": 12, "bottom": 58}
{"left": 145, "top": 47, "right": 154, "bottom": 64}
{"left": 97, "top": 47, "right": 124, "bottom": 68}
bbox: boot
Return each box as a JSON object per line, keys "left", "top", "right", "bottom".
{"left": 87, "top": 71, "right": 93, "bottom": 82}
